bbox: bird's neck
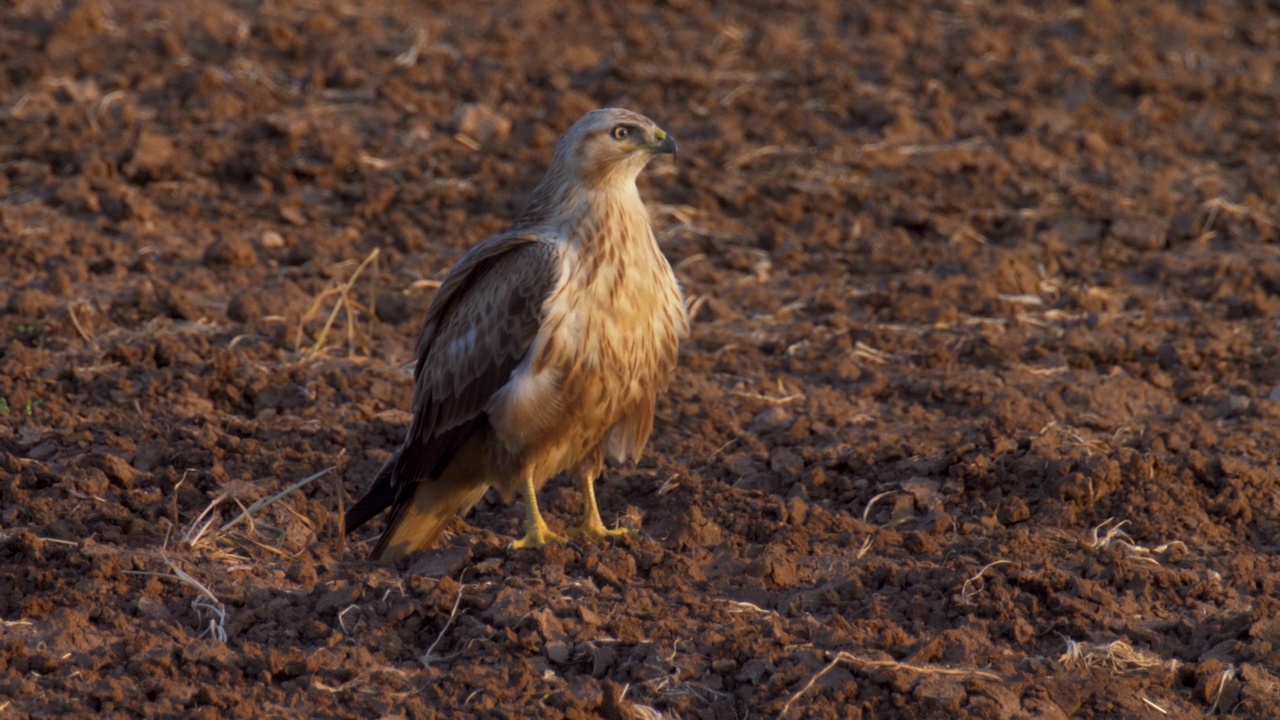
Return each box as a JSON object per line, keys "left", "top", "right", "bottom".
{"left": 517, "top": 178, "right": 651, "bottom": 251}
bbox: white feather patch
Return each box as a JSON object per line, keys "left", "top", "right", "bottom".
{"left": 487, "top": 356, "right": 563, "bottom": 448}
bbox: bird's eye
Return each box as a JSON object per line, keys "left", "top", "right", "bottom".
{"left": 611, "top": 125, "right": 632, "bottom": 141}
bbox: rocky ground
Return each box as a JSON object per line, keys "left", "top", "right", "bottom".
{"left": 3, "top": 0, "right": 1280, "bottom": 717}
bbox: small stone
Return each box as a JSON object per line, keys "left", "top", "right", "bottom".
{"left": 732, "top": 472, "right": 772, "bottom": 492}
{"left": 203, "top": 236, "right": 257, "bottom": 268}
{"left": 564, "top": 675, "right": 602, "bottom": 708}
{"left": 407, "top": 545, "right": 472, "bottom": 578}
{"left": 375, "top": 293, "right": 411, "bottom": 325}
{"left": 260, "top": 230, "right": 285, "bottom": 249}
{"left": 135, "top": 596, "right": 170, "bottom": 620}
{"left": 226, "top": 291, "right": 264, "bottom": 323}
{"left": 76, "top": 467, "right": 110, "bottom": 497}
{"left": 486, "top": 586, "right": 532, "bottom": 628}
{"left": 578, "top": 606, "right": 603, "bottom": 627}
{"left": 315, "top": 583, "right": 362, "bottom": 615}
{"left": 545, "top": 640, "right": 571, "bottom": 666}
{"left": 8, "top": 288, "right": 57, "bottom": 316}
{"left": 735, "top": 657, "right": 772, "bottom": 685}
{"left": 1110, "top": 214, "right": 1168, "bottom": 251}
{"left": 712, "top": 658, "right": 737, "bottom": 673}
{"left": 285, "top": 243, "right": 316, "bottom": 266}
{"left": 278, "top": 204, "right": 307, "bottom": 226}
{"left": 749, "top": 407, "right": 793, "bottom": 434}
{"left": 91, "top": 453, "right": 142, "bottom": 489}
{"left": 532, "top": 607, "right": 568, "bottom": 644}
{"left": 996, "top": 497, "right": 1031, "bottom": 525}
{"left": 1214, "top": 395, "right": 1251, "bottom": 418}
{"left": 452, "top": 104, "right": 512, "bottom": 145}
{"left": 125, "top": 129, "right": 177, "bottom": 181}
{"left": 157, "top": 284, "right": 204, "bottom": 320}
{"left": 913, "top": 674, "right": 966, "bottom": 713}
{"left": 53, "top": 176, "right": 101, "bottom": 213}
{"left": 1250, "top": 617, "right": 1280, "bottom": 645}
{"left": 769, "top": 447, "right": 805, "bottom": 476}
{"left": 590, "top": 643, "right": 617, "bottom": 677}
{"left": 786, "top": 495, "right": 809, "bottom": 526}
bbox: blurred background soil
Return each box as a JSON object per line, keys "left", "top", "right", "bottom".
{"left": 2, "top": 0, "right": 1280, "bottom": 717}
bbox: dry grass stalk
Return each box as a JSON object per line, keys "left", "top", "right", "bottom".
{"left": 730, "top": 390, "right": 803, "bottom": 405}
{"left": 1087, "top": 518, "right": 1187, "bottom": 567}
{"left": 778, "top": 651, "right": 1001, "bottom": 718}
{"left": 182, "top": 468, "right": 332, "bottom": 558}
{"left": 407, "top": 278, "right": 443, "bottom": 292}
{"left": 164, "top": 555, "right": 228, "bottom": 643}
{"left": 856, "top": 535, "right": 874, "bottom": 559}
{"left": 630, "top": 704, "right": 666, "bottom": 720}
{"left": 850, "top": 341, "right": 893, "bottom": 365}
{"left": 1142, "top": 696, "right": 1169, "bottom": 714}
{"left": 643, "top": 640, "right": 729, "bottom": 703}
{"left": 420, "top": 573, "right": 468, "bottom": 668}
{"left": 1058, "top": 639, "right": 1179, "bottom": 675}
{"left": 654, "top": 474, "right": 681, "bottom": 497}
{"left": 66, "top": 301, "right": 97, "bottom": 347}
{"left": 332, "top": 466, "right": 347, "bottom": 552}
{"left": 395, "top": 29, "right": 428, "bottom": 68}
{"left": 997, "top": 294, "right": 1043, "bottom": 306}
{"left": 1198, "top": 196, "right": 1272, "bottom": 242}
{"left": 1207, "top": 664, "right": 1237, "bottom": 715}
{"left": 338, "top": 604, "right": 361, "bottom": 635}
{"left": 728, "top": 144, "right": 810, "bottom": 170}
{"left": 295, "top": 248, "right": 381, "bottom": 358}
{"left": 958, "top": 560, "right": 1011, "bottom": 605}
{"left": 861, "top": 491, "right": 894, "bottom": 524}
{"left": 705, "top": 437, "right": 738, "bottom": 463}
{"left": 181, "top": 493, "right": 230, "bottom": 547}
{"left": 218, "top": 466, "right": 334, "bottom": 536}
{"left": 126, "top": 555, "right": 229, "bottom": 643}
{"left": 311, "top": 666, "right": 412, "bottom": 693}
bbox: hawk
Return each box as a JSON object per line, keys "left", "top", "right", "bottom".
{"left": 345, "top": 108, "right": 688, "bottom": 561}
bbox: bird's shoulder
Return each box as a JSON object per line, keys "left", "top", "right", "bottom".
{"left": 413, "top": 231, "right": 561, "bottom": 370}
{"left": 395, "top": 229, "right": 565, "bottom": 474}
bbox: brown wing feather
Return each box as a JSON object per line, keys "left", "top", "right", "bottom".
{"left": 344, "top": 233, "right": 560, "bottom": 544}
{"left": 398, "top": 234, "right": 558, "bottom": 473}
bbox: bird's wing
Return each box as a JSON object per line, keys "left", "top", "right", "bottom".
{"left": 343, "top": 232, "right": 560, "bottom": 534}
{"left": 406, "top": 233, "right": 560, "bottom": 450}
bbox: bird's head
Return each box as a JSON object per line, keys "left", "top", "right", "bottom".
{"left": 552, "top": 108, "right": 677, "bottom": 190}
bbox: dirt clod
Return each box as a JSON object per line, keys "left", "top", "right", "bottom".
{"left": 2, "top": 0, "right": 1279, "bottom": 718}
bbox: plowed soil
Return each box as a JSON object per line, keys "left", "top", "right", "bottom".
{"left": 4, "top": 0, "right": 1280, "bottom": 718}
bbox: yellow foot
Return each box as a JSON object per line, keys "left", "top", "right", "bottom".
{"left": 509, "top": 522, "right": 566, "bottom": 550}
{"left": 569, "top": 522, "right": 636, "bottom": 541}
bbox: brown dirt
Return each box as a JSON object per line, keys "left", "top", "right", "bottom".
{"left": 3, "top": 0, "right": 1280, "bottom": 717}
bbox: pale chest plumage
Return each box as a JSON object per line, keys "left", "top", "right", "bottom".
{"left": 488, "top": 187, "right": 687, "bottom": 473}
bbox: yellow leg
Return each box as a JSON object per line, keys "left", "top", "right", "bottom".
{"left": 509, "top": 473, "right": 564, "bottom": 550}
{"left": 570, "top": 469, "right": 634, "bottom": 540}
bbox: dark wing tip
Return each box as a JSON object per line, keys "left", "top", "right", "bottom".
{"left": 343, "top": 450, "right": 400, "bottom": 534}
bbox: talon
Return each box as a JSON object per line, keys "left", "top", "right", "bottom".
{"left": 574, "top": 466, "right": 636, "bottom": 543}
{"left": 509, "top": 520, "right": 566, "bottom": 550}
{"left": 508, "top": 472, "right": 565, "bottom": 549}
{"left": 569, "top": 523, "right": 636, "bottom": 541}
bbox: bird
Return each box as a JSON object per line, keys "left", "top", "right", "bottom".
{"left": 344, "top": 108, "right": 688, "bottom": 562}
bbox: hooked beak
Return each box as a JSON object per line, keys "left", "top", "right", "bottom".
{"left": 652, "top": 128, "right": 677, "bottom": 157}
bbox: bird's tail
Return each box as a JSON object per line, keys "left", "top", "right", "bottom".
{"left": 344, "top": 449, "right": 400, "bottom": 535}
{"left": 371, "top": 436, "right": 490, "bottom": 562}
